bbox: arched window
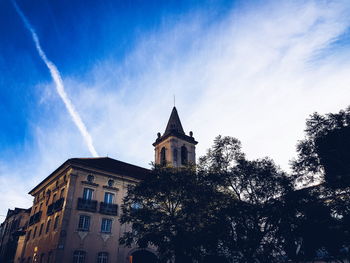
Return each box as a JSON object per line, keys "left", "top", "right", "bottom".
{"left": 173, "top": 148, "right": 178, "bottom": 163}
{"left": 73, "top": 250, "right": 86, "bottom": 263}
{"left": 181, "top": 146, "right": 188, "bottom": 165}
{"left": 160, "top": 147, "right": 166, "bottom": 165}
{"left": 97, "top": 252, "right": 109, "bottom": 263}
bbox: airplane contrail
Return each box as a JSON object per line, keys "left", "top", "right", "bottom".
{"left": 12, "top": 0, "right": 99, "bottom": 157}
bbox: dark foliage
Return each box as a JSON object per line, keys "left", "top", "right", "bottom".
{"left": 119, "top": 165, "right": 226, "bottom": 262}
{"left": 120, "top": 136, "right": 293, "bottom": 263}
{"left": 279, "top": 185, "right": 350, "bottom": 262}
{"left": 292, "top": 106, "right": 350, "bottom": 186}
{"left": 288, "top": 106, "right": 350, "bottom": 262}
{"left": 120, "top": 105, "right": 350, "bottom": 262}
{"left": 199, "top": 136, "right": 293, "bottom": 263}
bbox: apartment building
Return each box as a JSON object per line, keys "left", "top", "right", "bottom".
{"left": 14, "top": 157, "right": 151, "bottom": 263}
{"left": 0, "top": 208, "right": 31, "bottom": 263}
{"left": 9, "top": 106, "right": 197, "bottom": 263}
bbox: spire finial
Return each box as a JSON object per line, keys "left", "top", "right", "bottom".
{"left": 173, "top": 95, "right": 176, "bottom": 107}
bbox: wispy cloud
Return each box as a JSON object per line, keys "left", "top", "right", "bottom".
{"left": 11, "top": 0, "right": 98, "bottom": 157}
{"left": 72, "top": 0, "right": 350, "bottom": 169}
{"left": 2, "top": 0, "right": 350, "bottom": 217}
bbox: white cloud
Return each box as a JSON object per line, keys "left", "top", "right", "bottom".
{"left": 2, "top": 0, "right": 350, "bottom": 218}
{"left": 76, "top": 0, "right": 350, "bottom": 169}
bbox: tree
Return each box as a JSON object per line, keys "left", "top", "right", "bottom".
{"left": 121, "top": 130, "right": 350, "bottom": 263}
{"left": 286, "top": 106, "right": 350, "bottom": 262}
{"left": 279, "top": 184, "right": 350, "bottom": 263}
{"left": 119, "top": 165, "right": 225, "bottom": 263}
{"left": 199, "top": 136, "right": 293, "bottom": 263}
{"left": 292, "top": 106, "right": 350, "bottom": 187}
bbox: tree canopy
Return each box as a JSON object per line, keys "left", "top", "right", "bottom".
{"left": 119, "top": 165, "right": 225, "bottom": 262}
{"left": 120, "top": 136, "right": 293, "bottom": 263}
{"left": 292, "top": 106, "right": 350, "bottom": 187}
{"left": 120, "top": 107, "right": 350, "bottom": 263}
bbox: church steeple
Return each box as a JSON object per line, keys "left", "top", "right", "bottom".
{"left": 164, "top": 107, "right": 185, "bottom": 135}
{"left": 153, "top": 107, "right": 198, "bottom": 167}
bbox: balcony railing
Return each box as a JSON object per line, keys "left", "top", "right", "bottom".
{"left": 99, "top": 202, "right": 118, "bottom": 216}
{"left": 77, "top": 198, "right": 97, "bottom": 212}
{"left": 29, "top": 211, "right": 42, "bottom": 226}
{"left": 47, "top": 198, "right": 65, "bottom": 216}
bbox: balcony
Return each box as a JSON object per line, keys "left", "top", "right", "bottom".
{"left": 99, "top": 202, "right": 118, "bottom": 216}
{"left": 29, "top": 211, "right": 42, "bottom": 226}
{"left": 47, "top": 198, "right": 65, "bottom": 216}
{"left": 77, "top": 198, "right": 97, "bottom": 212}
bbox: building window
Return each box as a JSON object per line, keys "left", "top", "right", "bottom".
{"left": 173, "top": 148, "right": 178, "bottom": 163}
{"left": 46, "top": 190, "right": 51, "bottom": 205}
{"left": 26, "top": 230, "right": 32, "bottom": 241}
{"left": 101, "top": 219, "right": 112, "bottom": 233}
{"left": 39, "top": 203, "right": 43, "bottom": 211}
{"left": 39, "top": 223, "right": 44, "bottom": 236}
{"left": 46, "top": 219, "right": 51, "bottom": 234}
{"left": 104, "top": 193, "right": 114, "bottom": 204}
{"left": 107, "top": 179, "right": 114, "bottom": 187}
{"left": 33, "top": 226, "right": 37, "bottom": 238}
{"left": 54, "top": 216, "right": 60, "bottom": 230}
{"left": 52, "top": 193, "right": 57, "bottom": 203}
{"left": 60, "top": 188, "right": 65, "bottom": 198}
{"left": 78, "top": 215, "right": 90, "bottom": 231}
{"left": 97, "top": 252, "right": 108, "bottom": 263}
{"left": 160, "top": 147, "right": 166, "bottom": 165}
{"left": 83, "top": 188, "right": 94, "bottom": 200}
{"left": 181, "top": 146, "right": 188, "bottom": 165}
{"left": 73, "top": 250, "right": 86, "bottom": 263}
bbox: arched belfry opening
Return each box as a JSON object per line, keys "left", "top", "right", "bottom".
{"left": 153, "top": 107, "right": 198, "bottom": 167}
{"left": 160, "top": 147, "right": 166, "bottom": 165}
{"left": 181, "top": 145, "right": 188, "bottom": 165}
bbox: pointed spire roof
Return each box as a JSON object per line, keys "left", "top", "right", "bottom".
{"left": 153, "top": 106, "right": 198, "bottom": 146}
{"left": 164, "top": 107, "right": 185, "bottom": 136}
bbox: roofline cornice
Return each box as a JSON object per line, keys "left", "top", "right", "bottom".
{"left": 28, "top": 159, "right": 149, "bottom": 196}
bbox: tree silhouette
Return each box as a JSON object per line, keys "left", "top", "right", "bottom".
{"left": 119, "top": 165, "right": 225, "bottom": 263}
{"left": 120, "top": 107, "right": 350, "bottom": 263}
{"left": 292, "top": 106, "right": 350, "bottom": 187}
{"left": 120, "top": 136, "right": 293, "bottom": 263}
{"left": 288, "top": 106, "right": 350, "bottom": 262}
{"left": 199, "top": 136, "right": 292, "bottom": 263}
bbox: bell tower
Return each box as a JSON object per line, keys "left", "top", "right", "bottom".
{"left": 153, "top": 107, "right": 198, "bottom": 167}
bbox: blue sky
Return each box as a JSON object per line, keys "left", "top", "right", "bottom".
{"left": 1, "top": 0, "right": 350, "bottom": 219}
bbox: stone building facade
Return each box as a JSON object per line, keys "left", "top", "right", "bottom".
{"left": 14, "top": 158, "right": 150, "bottom": 263}
{"left": 0, "top": 208, "right": 31, "bottom": 263}
{"left": 1, "top": 106, "right": 196, "bottom": 263}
